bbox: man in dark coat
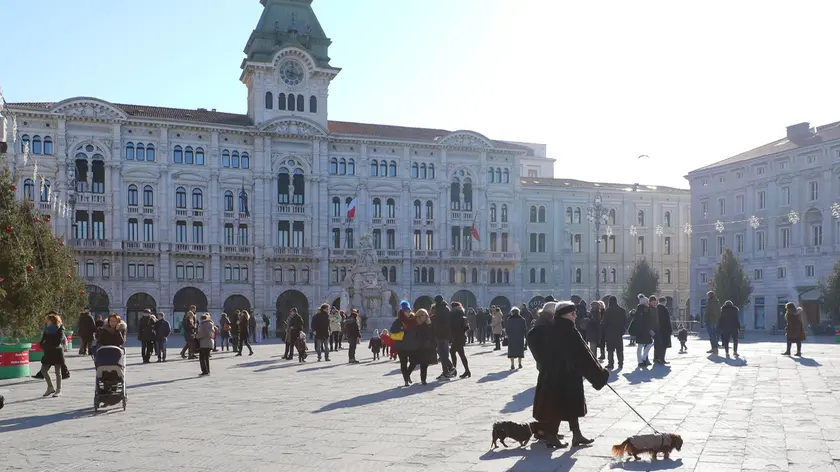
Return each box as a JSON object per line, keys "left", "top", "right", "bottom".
{"left": 506, "top": 307, "right": 527, "bottom": 369}
{"left": 432, "top": 295, "right": 455, "bottom": 379}
{"left": 477, "top": 308, "right": 489, "bottom": 344}
{"left": 705, "top": 291, "right": 721, "bottom": 354}
{"left": 449, "top": 302, "right": 471, "bottom": 378}
{"left": 653, "top": 297, "right": 673, "bottom": 364}
{"left": 520, "top": 303, "right": 534, "bottom": 331}
{"left": 532, "top": 301, "right": 609, "bottom": 448}
{"left": 311, "top": 303, "right": 331, "bottom": 362}
{"left": 602, "top": 296, "right": 627, "bottom": 370}
{"left": 138, "top": 309, "right": 157, "bottom": 363}
{"left": 575, "top": 299, "right": 588, "bottom": 341}
{"left": 717, "top": 300, "right": 741, "bottom": 358}
{"left": 629, "top": 298, "right": 654, "bottom": 367}
{"left": 249, "top": 313, "right": 258, "bottom": 344}
{"left": 77, "top": 309, "right": 96, "bottom": 355}
{"left": 527, "top": 301, "right": 558, "bottom": 372}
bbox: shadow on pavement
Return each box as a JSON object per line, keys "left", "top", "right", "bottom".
{"left": 479, "top": 443, "right": 578, "bottom": 470}
{"left": 500, "top": 386, "right": 535, "bottom": 413}
{"left": 299, "top": 363, "right": 345, "bottom": 373}
{"left": 0, "top": 407, "right": 91, "bottom": 433}
{"left": 791, "top": 356, "right": 821, "bottom": 367}
{"left": 233, "top": 359, "right": 282, "bottom": 368}
{"left": 622, "top": 365, "right": 671, "bottom": 385}
{"left": 129, "top": 377, "right": 197, "bottom": 390}
{"left": 707, "top": 355, "right": 748, "bottom": 367}
{"left": 477, "top": 370, "right": 517, "bottom": 384}
{"left": 313, "top": 383, "right": 443, "bottom": 413}
{"left": 609, "top": 457, "right": 684, "bottom": 470}
{"left": 382, "top": 368, "right": 402, "bottom": 377}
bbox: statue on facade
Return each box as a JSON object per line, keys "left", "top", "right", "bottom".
{"left": 342, "top": 233, "right": 393, "bottom": 331}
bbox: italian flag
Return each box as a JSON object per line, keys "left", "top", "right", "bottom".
{"left": 347, "top": 198, "right": 357, "bottom": 219}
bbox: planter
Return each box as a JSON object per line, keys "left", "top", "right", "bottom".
{"left": 65, "top": 330, "right": 74, "bottom": 351}
{"left": 0, "top": 343, "right": 31, "bottom": 379}
{"left": 15, "top": 337, "right": 44, "bottom": 362}
{"left": 738, "top": 328, "right": 745, "bottom": 340}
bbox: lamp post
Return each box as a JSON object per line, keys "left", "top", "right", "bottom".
{"left": 586, "top": 192, "right": 609, "bottom": 301}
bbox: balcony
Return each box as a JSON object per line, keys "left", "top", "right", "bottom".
{"left": 412, "top": 250, "right": 440, "bottom": 259}
{"left": 801, "top": 246, "right": 829, "bottom": 256}
{"left": 75, "top": 193, "right": 107, "bottom": 205}
{"left": 39, "top": 202, "right": 52, "bottom": 211}
{"left": 128, "top": 206, "right": 140, "bottom": 214}
{"left": 192, "top": 210, "right": 204, "bottom": 218}
{"left": 450, "top": 211, "right": 474, "bottom": 220}
{"left": 376, "top": 249, "right": 403, "bottom": 260}
{"left": 371, "top": 218, "right": 382, "bottom": 225}
{"left": 173, "top": 243, "right": 208, "bottom": 254}
{"left": 278, "top": 204, "right": 306, "bottom": 215}
{"left": 272, "top": 247, "right": 315, "bottom": 260}
{"left": 223, "top": 245, "right": 254, "bottom": 255}
{"left": 330, "top": 249, "right": 358, "bottom": 259}
{"left": 413, "top": 219, "right": 423, "bottom": 226}
{"left": 224, "top": 211, "right": 235, "bottom": 219}
{"left": 448, "top": 249, "right": 483, "bottom": 260}
{"left": 71, "top": 238, "right": 110, "bottom": 249}
{"left": 490, "top": 252, "right": 519, "bottom": 261}
{"left": 175, "top": 209, "right": 188, "bottom": 217}
{"left": 143, "top": 207, "right": 154, "bottom": 215}
{"left": 385, "top": 218, "right": 397, "bottom": 226}
{"left": 122, "top": 241, "right": 158, "bottom": 252}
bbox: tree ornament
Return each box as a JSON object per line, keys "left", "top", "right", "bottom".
{"left": 80, "top": 290, "right": 85, "bottom": 295}
{"left": 59, "top": 241, "right": 65, "bottom": 246}
{"left": 26, "top": 265, "right": 33, "bottom": 272}
{"left": 655, "top": 225, "right": 663, "bottom": 236}
{"left": 749, "top": 215, "right": 760, "bottom": 229}
{"left": 45, "top": 216, "right": 51, "bottom": 223}
{"left": 715, "top": 220, "right": 725, "bottom": 233}
{"left": 0, "top": 277, "right": 5, "bottom": 282}
{"left": 10, "top": 185, "right": 16, "bottom": 191}
{"left": 5, "top": 226, "right": 11, "bottom": 233}
{"left": 33, "top": 217, "right": 39, "bottom": 222}
{"left": 629, "top": 225, "right": 638, "bottom": 236}
{"left": 832, "top": 202, "right": 840, "bottom": 220}
{"left": 683, "top": 223, "right": 692, "bottom": 235}
{"left": 66, "top": 274, "right": 71, "bottom": 279}
{"left": 787, "top": 210, "right": 800, "bottom": 225}
{"left": 53, "top": 249, "right": 58, "bottom": 253}
{"left": 605, "top": 226, "right": 613, "bottom": 237}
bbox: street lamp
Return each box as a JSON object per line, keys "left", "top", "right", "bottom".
{"left": 586, "top": 192, "right": 609, "bottom": 300}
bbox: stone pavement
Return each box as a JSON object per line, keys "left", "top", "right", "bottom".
{"left": 2, "top": 334, "right": 840, "bottom": 472}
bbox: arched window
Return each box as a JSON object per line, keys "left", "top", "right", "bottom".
{"left": 370, "top": 159, "right": 378, "bottom": 176}
{"left": 460, "top": 268, "right": 467, "bottom": 284}
{"left": 573, "top": 207, "right": 581, "bottom": 224}
{"left": 538, "top": 206, "right": 546, "bottom": 222}
{"left": 239, "top": 191, "right": 248, "bottom": 213}
{"left": 425, "top": 200, "right": 434, "bottom": 219}
{"left": 428, "top": 164, "right": 435, "bottom": 179}
{"left": 490, "top": 269, "right": 497, "bottom": 284}
{"left": 411, "top": 163, "right": 419, "bottom": 178}
{"left": 126, "top": 142, "right": 135, "bottom": 160}
{"left": 232, "top": 151, "right": 240, "bottom": 168}
{"left": 145, "top": 143, "right": 155, "bottom": 161}
{"left": 501, "top": 204, "right": 508, "bottom": 223}
{"left": 347, "top": 159, "right": 355, "bottom": 175}
{"left": 279, "top": 93, "right": 286, "bottom": 110}
{"left": 222, "top": 150, "right": 231, "bottom": 168}
{"left": 127, "top": 184, "right": 138, "bottom": 206}
{"left": 530, "top": 206, "right": 537, "bottom": 222}
{"left": 462, "top": 178, "right": 473, "bottom": 211}
{"left": 540, "top": 268, "right": 546, "bottom": 283}
{"left": 530, "top": 268, "right": 536, "bottom": 283}
{"left": 429, "top": 267, "right": 435, "bottom": 283}
{"left": 143, "top": 185, "right": 154, "bottom": 207}
{"left": 329, "top": 157, "right": 338, "bottom": 174}
{"left": 575, "top": 268, "right": 582, "bottom": 283}
{"left": 471, "top": 268, "right": 478, "bottom": 283}
{"left": 608, "top": 208, "right": 616, "bottom": 225}
{"left": 610, "top": 269, "right": 616, "bottom": 283}
{"left": 32, "top": 135, "right": 42, "bottom": 154}
{"left": 490, "top": 204, "right": 497, "bottom": 222}
{"left": 372, "top": 198, "right": 382, "bottom": 218}
{"left": 331, "top": 197, "right": 341, "bottom": 217}
{"left": 389, "top": 266, "right": 397, "bottom": 283}
{"left": 289, "top": 265, "right": 297, "bottom": 283}
{"left": 191, "top": 188, "right": 203, "bottom": 209}
{"left": 495, "top": 168, "right": 502, "bottom": 183}
{"left": 184, "top": 146, "right": 194, "bottom": 165}
{"left": 135, "top": 143, "right": 146, "bottom": 161}
{"left": 601, "top": 268, "right": 607, "bottom": 283}
{"left": 296, "top": 94, "right": 305, "bottom": 112}
{"left": 242, "top": 152, "right": 250, "bottom": 169}
{"left": 22, "top": 178, "right": 34, "bottom": 200}
{"left": 566, "top": 207, "right": 573, "bottom": 224}
{"left": 450, "top": 178, "right": 460, "bottom": 210}
{"left": 265, "top": 91, "right": 274, "bottom": 109}
{"left": 665, "top": 269, "right": 672, "bottom": 284}
{"left": 173, "top": 145, "right": 183, "bottom": 163}
{"left": 310, "top": 95, "right": 317, "bottom": 113}
{"left": 382, "top": 266, "right": 389, "bottom": 280}
{"left": 389, "top": 161, "right": 397, "bottom": 177}
{"left": 339, "top": 158, "right": 346, "bottom": 175}
{"left": 292, "top": 169, "right": 305, "bottom": 204}
{"left": 503, "top": 168, "right": 510, "bottom": 183}
{"left": 416, "top": 267, "right": 423, "bottom": 283}
{"left": 224, "top": 191, "right": 234, "bottom": 211}
{"left": 277, "top": 169, "right": 290, "bottom": 203}
{"left": 504, "top": 269, "right": 510, "bottom": 284}
{"left": 488, "top": 168, "right": 494, "bottom": 183}
{"left": 379, "top": 160, "right": 387, "bottom": 177}
{"left": 638, "top": 210, "right": 645, "bottom": 226}
{"left": 664, "top": 211, "right": 672, "bottom": 227}
{"left": 21, "top": 135, "right": 30, "bottom": 153}
{"left": 194, "top": 148, "right": 204, "bottom": 166}
{"left": 40, "top": 180, "right": 51, "bottom": 202}
{"left": 287, "top": 93, "right": 296, "bottom": 111}
{"left": 340, "top": 267, "right": 347, "bottom": 281}
{"left": 449, "top": 267, "right": 456, "bottom": 283}
{"left": 302, "top": 266, "right": 310, "bottom": 283}
{"left": 386, "top": 198, "right": 396, "bottom": 218}
{"left": 414, "top": 200, "right": 422, "bottom": 219}
{"left": 43, "top": 136, "right": 53, "bottom": 154}
{"left": 175, "top": 187, "right": 187, "bottom": 209}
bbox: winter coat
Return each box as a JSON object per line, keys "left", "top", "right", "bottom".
{"left": 718, "top": 304, "right": 740, "bottom": 334}
{"left": 368, "top": 337, "right": 382, "bottom": 353}
{"left": 40, "top": 324, "right": 66, "bottom": 367}
{"left": 97, "top": 322, "right": 127, "bottom": 347}
{"left": 409, "top": 322, "right": 438, "bottom": 365}
{"left": 505, "top": 312, "right": 527, "bottom": 358}
{"left": 527, "top": 314, "right": 554, "bottom": 370}
{"left": 450, "top": 307, "right": 469, "bottom": 347}
{"left": 311, "top": 309, "right": 331, "bottom": 339}
{"left": 490, "top": 311, "right": 504, "bottom": 335}
{"left": 155, "top": 318, "right": 171, "bottom": 341}
{"left": 196, "top": 319, "right": 216, "bottom": 349}
{"left": 532, "top": 317, "right": 609, "bottom": 424}
{"left": 655, "top": 305, "right": 673, "bottom": 348}
{"left": 602, "top": 301, "right": 627, "bottom": 343}
{"left": 239, "top": 313, "right": 251, "bottom": 337}
{"left": 182, "top": 316, "right": 197, "bottom": 341}
{"left": 288, "top": 312, "right": 304, "bottom": 339}
{"left": 585, "top": 309, "right": 603, "bottom": 346}
{"left": 249, "top": 315, "right": 257, "bottom": 333}
{"left": 520, "top": 305, "right": 534, "bottom": 329}
{"left": 345, "top": 317, "right": 361, "bottom": 341}
{"left": 678, "top": 329, "right": 688, "bottom": 342}
{"left": 77, "top": 312, "right": 96, "bottom": 339}
{"left": 329, "top": 312, "right": 342, "bottom": 333}
{"left": 220, "top": 315, "right": 232, "bottom": 335}
{"left": 629, "top": 305, "right": 654, "bottom": 345}
{"left": 575, "top": 302, "right": 589, "bottom": 337}
{"left": 229, "top": 314, "right": 239, "bottom": 335}
{"left": 138, "top": 314, "right": 157, "bottom": 342}
{"left": 432, "top": 301, "right": 452, "bottom": 341}
{"left": 466, "top": 310, "right": 478, "bottom": 331}
{"left": 706, "top": 296, "right": 721, "bottom": 325}
{"left": 785, "top": 311, "right": 806, "bottom": 342}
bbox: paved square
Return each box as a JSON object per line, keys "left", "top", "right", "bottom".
{"left": 2, "top": 334, "right": 839, "bottom": 472}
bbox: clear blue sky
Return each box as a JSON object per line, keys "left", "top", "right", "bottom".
{"left": 4, "top": 0, "right": 840, "bottom": 188}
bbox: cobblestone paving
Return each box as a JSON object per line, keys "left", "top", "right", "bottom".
{"left": 2, "top": 335, "right": 840, "bottom": 472}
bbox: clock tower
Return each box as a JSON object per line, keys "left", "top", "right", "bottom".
{"left": 240, "top": 0, "right": 340, "bottom": 128}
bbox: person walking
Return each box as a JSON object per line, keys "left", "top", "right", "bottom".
{"left": 527, "top": 301, "right": 558, "bottom": 373}
{"left": 369, "top": 329, "right": 383, "bottom": 360}
{"left": 311, "top": 303, "right": 331, "bottom": 362}
{"left": 286, "top": 308, "right": 304, "bottom": 359}
{"left": 629, "top": 297, "right": 654, "bottom": 368}
{"left": 449, "top": 302, "right": 471, "bottom": 378}
{"left": 432, "top": 295, "right": 455, "bottom": 379}
{"left": 195, "top": 313, "right": 216, "bottom": 375}
{"left": 705, "top": 291, "right": 721, "bottom": 355}
{"left": 506, "top": 306, "right": 527, "bottom": 370}
{"left": 520, "top": 303, "right": 534, "bottom": 334}
{"left": 237, "top": 310, "right": 254, "bottom": 356}
{"left": 39, "top": 313, "right": 67, "bottom": 397}
{"left": 532, "top": 301, "right": 609, "bottom": 449}
{"left": 329, "top": 308, "right": 342, "bottom": 352}
{"left": 394, "top": 308, "right": 419, "bottom": 386}
{"left": 782, "top": 303, "right": 806, "bottom": 356}
{"left": 466, "top": 308, "right": 477, "bottom": 344}
{"left": 261, "top": 313, "right": 270, "bottom": 341}
{"left": 219, "top": 313, "right": 232, "bottom": 351}
{"left": 585, "top": 301, "right": 604, "bottom": 359}
{"left": 407, "top": 309, "right": 438, "bottom": 385}
{"left": 490, "top": 306, "right": 504, "bottom": 351}
{"left": 602, "top": 296, "right": 627, "bottom": 370}
{"left": 138, "top": 308, "right": 157, "bottom": 363}
{"left": 77, "top": 309, "right": 96, "bottom": 356}
{"left": 154, "top": 312, "right": 171, "bottom": 362}
{"left": 180, "top": 310, "right": 197, "bottom": 359}
{"left": 249, "top": 312, "right": 258, "bottom": 344}
{"left": 653, "top": 297, "right": 673, "bottom": 364}
{"left": 718, "top": 300, "right": 741, "bottom": 358}
{"left": 97, "top": 314, "right": 127, "bottom": 347}
{"left": 345, "top": 310, "right": 361, "bottom": 364}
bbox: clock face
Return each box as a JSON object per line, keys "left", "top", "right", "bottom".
{"left": 279, "top": 60, "right": 304, "bottom": 86}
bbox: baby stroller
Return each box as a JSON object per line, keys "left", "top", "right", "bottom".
{"left": 94, "top": 345, "right": 126, "bottom": 412}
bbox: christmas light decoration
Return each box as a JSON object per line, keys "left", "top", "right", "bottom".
{"left": 787, "top": 210, "right": 800, "bottom": 225}
{"left": 629, "top": 225, "right": 638, "bottom": 236}
{"left": 715, "top": 220, "right": 724, "bottom": 233}
{"left": 749, "top": 215, "right": 760, "bottom": 229}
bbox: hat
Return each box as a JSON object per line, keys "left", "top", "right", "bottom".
{"left": 400, "top": 300, "right": 411, "bottom": 310}
{"left": 554, "top": 301, "right": 577, "bottom": 317}
{"left": 143, "top": 309, "right": 152, "bottom": 314}
{"left": 539, "top": 301, "right": 559, "bottom": 316}
{"left": 434, "top": 295, "right": 444, "bottom": 303}
{"left": 544, "top": 295, "right": 556, "bottom": 303}
{"left": 638, "top": 296, "right": 649, "bottom": 306}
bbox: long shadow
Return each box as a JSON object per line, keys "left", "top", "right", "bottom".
{"left": 706, "top": 355, "right": 748, "bottom": 367}
{"left": 479, "top": 443, "right": 579, "bottom": 470}
{"left": 609, "top": 458, "right": 684, "bottom": 470}
{"left": 254, "top": 362, "right": 301, "bottom": 373}
{"left": 472, "top": 351, "right": 497, "bottom": 356}
{"left": 0, "top": 379, "right": 39, "bottom": 388}
{"left": 500, "top": 386, "right": 535, "bottom": 413}
{"left": 233, "top": 359, "right": 282, "bottom": 368}
{"left": 298, "top": 363, "right": 345, "bottom": 373}
{"left": 0, "top": 407, "right": 91, "bottom": 433}
{"left": 791, "top": 356, "right": 821, "bottom": 367}
{"left": 129, "top": 377, "right": 197, "bottom": 390}
{"left": 382, "top": 368, "right": 402, "bottom": 377}
{"left": 313, "top": 383, "right": 443, "bottom": 413}
{"left": 477, "top": 370, "right": 517, "bottom": 384}
{"left": 622, "top": 365, "right": 671, "bottom": 385}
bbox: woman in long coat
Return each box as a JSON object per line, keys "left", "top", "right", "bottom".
{"left": 39, "top": 313, "right": 66, "bottom": 397}
{"left": 782, "top": 303, "right": 806, "bottom": 356}
{"left": 490, "top": 308, "right": 504, "bottom": 350}
{"left": 629, "top": 299, "right": 654, "bottom": 367}
{"left": 506, "top": 307, "right": 527, "bottom": 369}
{"left": 533, "top": 301, "right": 609, "bottom": 449}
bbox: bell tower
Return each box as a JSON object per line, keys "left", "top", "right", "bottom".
{"left": 240, "top": 0, "right": 340, "bottom": 128}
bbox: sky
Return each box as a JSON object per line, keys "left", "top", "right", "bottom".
{"left": 3, "top": 0, "right": 840, "bottom": 189}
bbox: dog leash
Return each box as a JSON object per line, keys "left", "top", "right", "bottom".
{"left": 606, "top": 384, "right": 662, "bottom": 435}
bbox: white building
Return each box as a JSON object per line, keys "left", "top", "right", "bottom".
{"left": 687, "top": 121, "right": 840, "bottom": 331}
{"left": 1, "top": 0, "right": 690, "bottom": 331}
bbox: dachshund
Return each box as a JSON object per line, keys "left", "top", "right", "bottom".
{"left": 612, "top": 433, "right": 683, "bottom": 461}
{"left": 491, "top": 421, "right": 534, "bottom": 448}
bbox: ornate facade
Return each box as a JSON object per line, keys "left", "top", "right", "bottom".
{"left": 1, "top": 0, "right": 690, "bottom": 331}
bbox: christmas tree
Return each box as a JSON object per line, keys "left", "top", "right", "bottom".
{"left": 818, "top": 261, "right": 840, "bottom": 324}
{"left": 622, "top": 258, "right": 659, "bottom": 309}
{"left": 711, "top": 248, "right": 752, "bottom": 310}
{"left": 0, "top": 149, "right": 86, "bottom": 337}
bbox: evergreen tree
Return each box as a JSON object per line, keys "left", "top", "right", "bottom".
{"left": 622, "top": 259, "right": 659, "bottom": 309}
{"left": 711, "top": 248, "right": 753, "bottom": 310}
{"left": 818, "top": 260, "right": 840, "bottom": 324}
{"left": 0, "top": 152, "right": 86, "bottom": 337}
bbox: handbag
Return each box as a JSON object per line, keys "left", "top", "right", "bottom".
{"left": 502, "top": 337, "right": 508, "bottom": 347}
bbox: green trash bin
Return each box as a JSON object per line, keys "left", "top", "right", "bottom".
{"left": 0, "top": 343, "right": 32, "bottom": 379}
{"left": 17, "top": 337, "right": 44, "bottom": 362}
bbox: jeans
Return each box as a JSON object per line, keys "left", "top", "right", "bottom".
{"left": 199, "top": 347, "right": 211, "bottom": 374}
{"left": 156, "top": 339, "right": 167, "bottom": 361}
{"left": 238, "top": 335, "right": 253, "bottom": 355}
{"left": 42, "top": 364, "right": 62, "bottom": 392}
{"left": 493, "top": 334, "right": 501, "bottom": 350}
{"left": 437, "top": 340, "right": 453, "bottom": 373}
{"left": 707, "top": 324, "right": 719, "bottom": 350}
{"left": 220, "top": 333, "right": 230, "bottom": 351}
{"left": 349, "top": 339, "right": 358, "bottom": 361}
{"left": 315, "top": 338, "right": 330, "bottom": 359}
{"left": 636, "top": 343, "right": 653, "bottom": 363}
{"left": 450, "top": 344, "right": 469, "bottom": 373}
{"left": 330, "top": 332, "right": 341, "bottom": 351}
{"left": 141, "top": 340, "right": 155, "bottom": 362}
{"left": 606, "top": 338, "right": 623, "bottom": 366}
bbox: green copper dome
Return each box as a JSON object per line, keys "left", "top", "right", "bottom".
{"left": 242, "top": 0, "right": 332, "bottom": 67}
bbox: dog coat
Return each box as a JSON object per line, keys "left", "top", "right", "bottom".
{"left": 628, "top": 434, "right": 670, "bottom": 450}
